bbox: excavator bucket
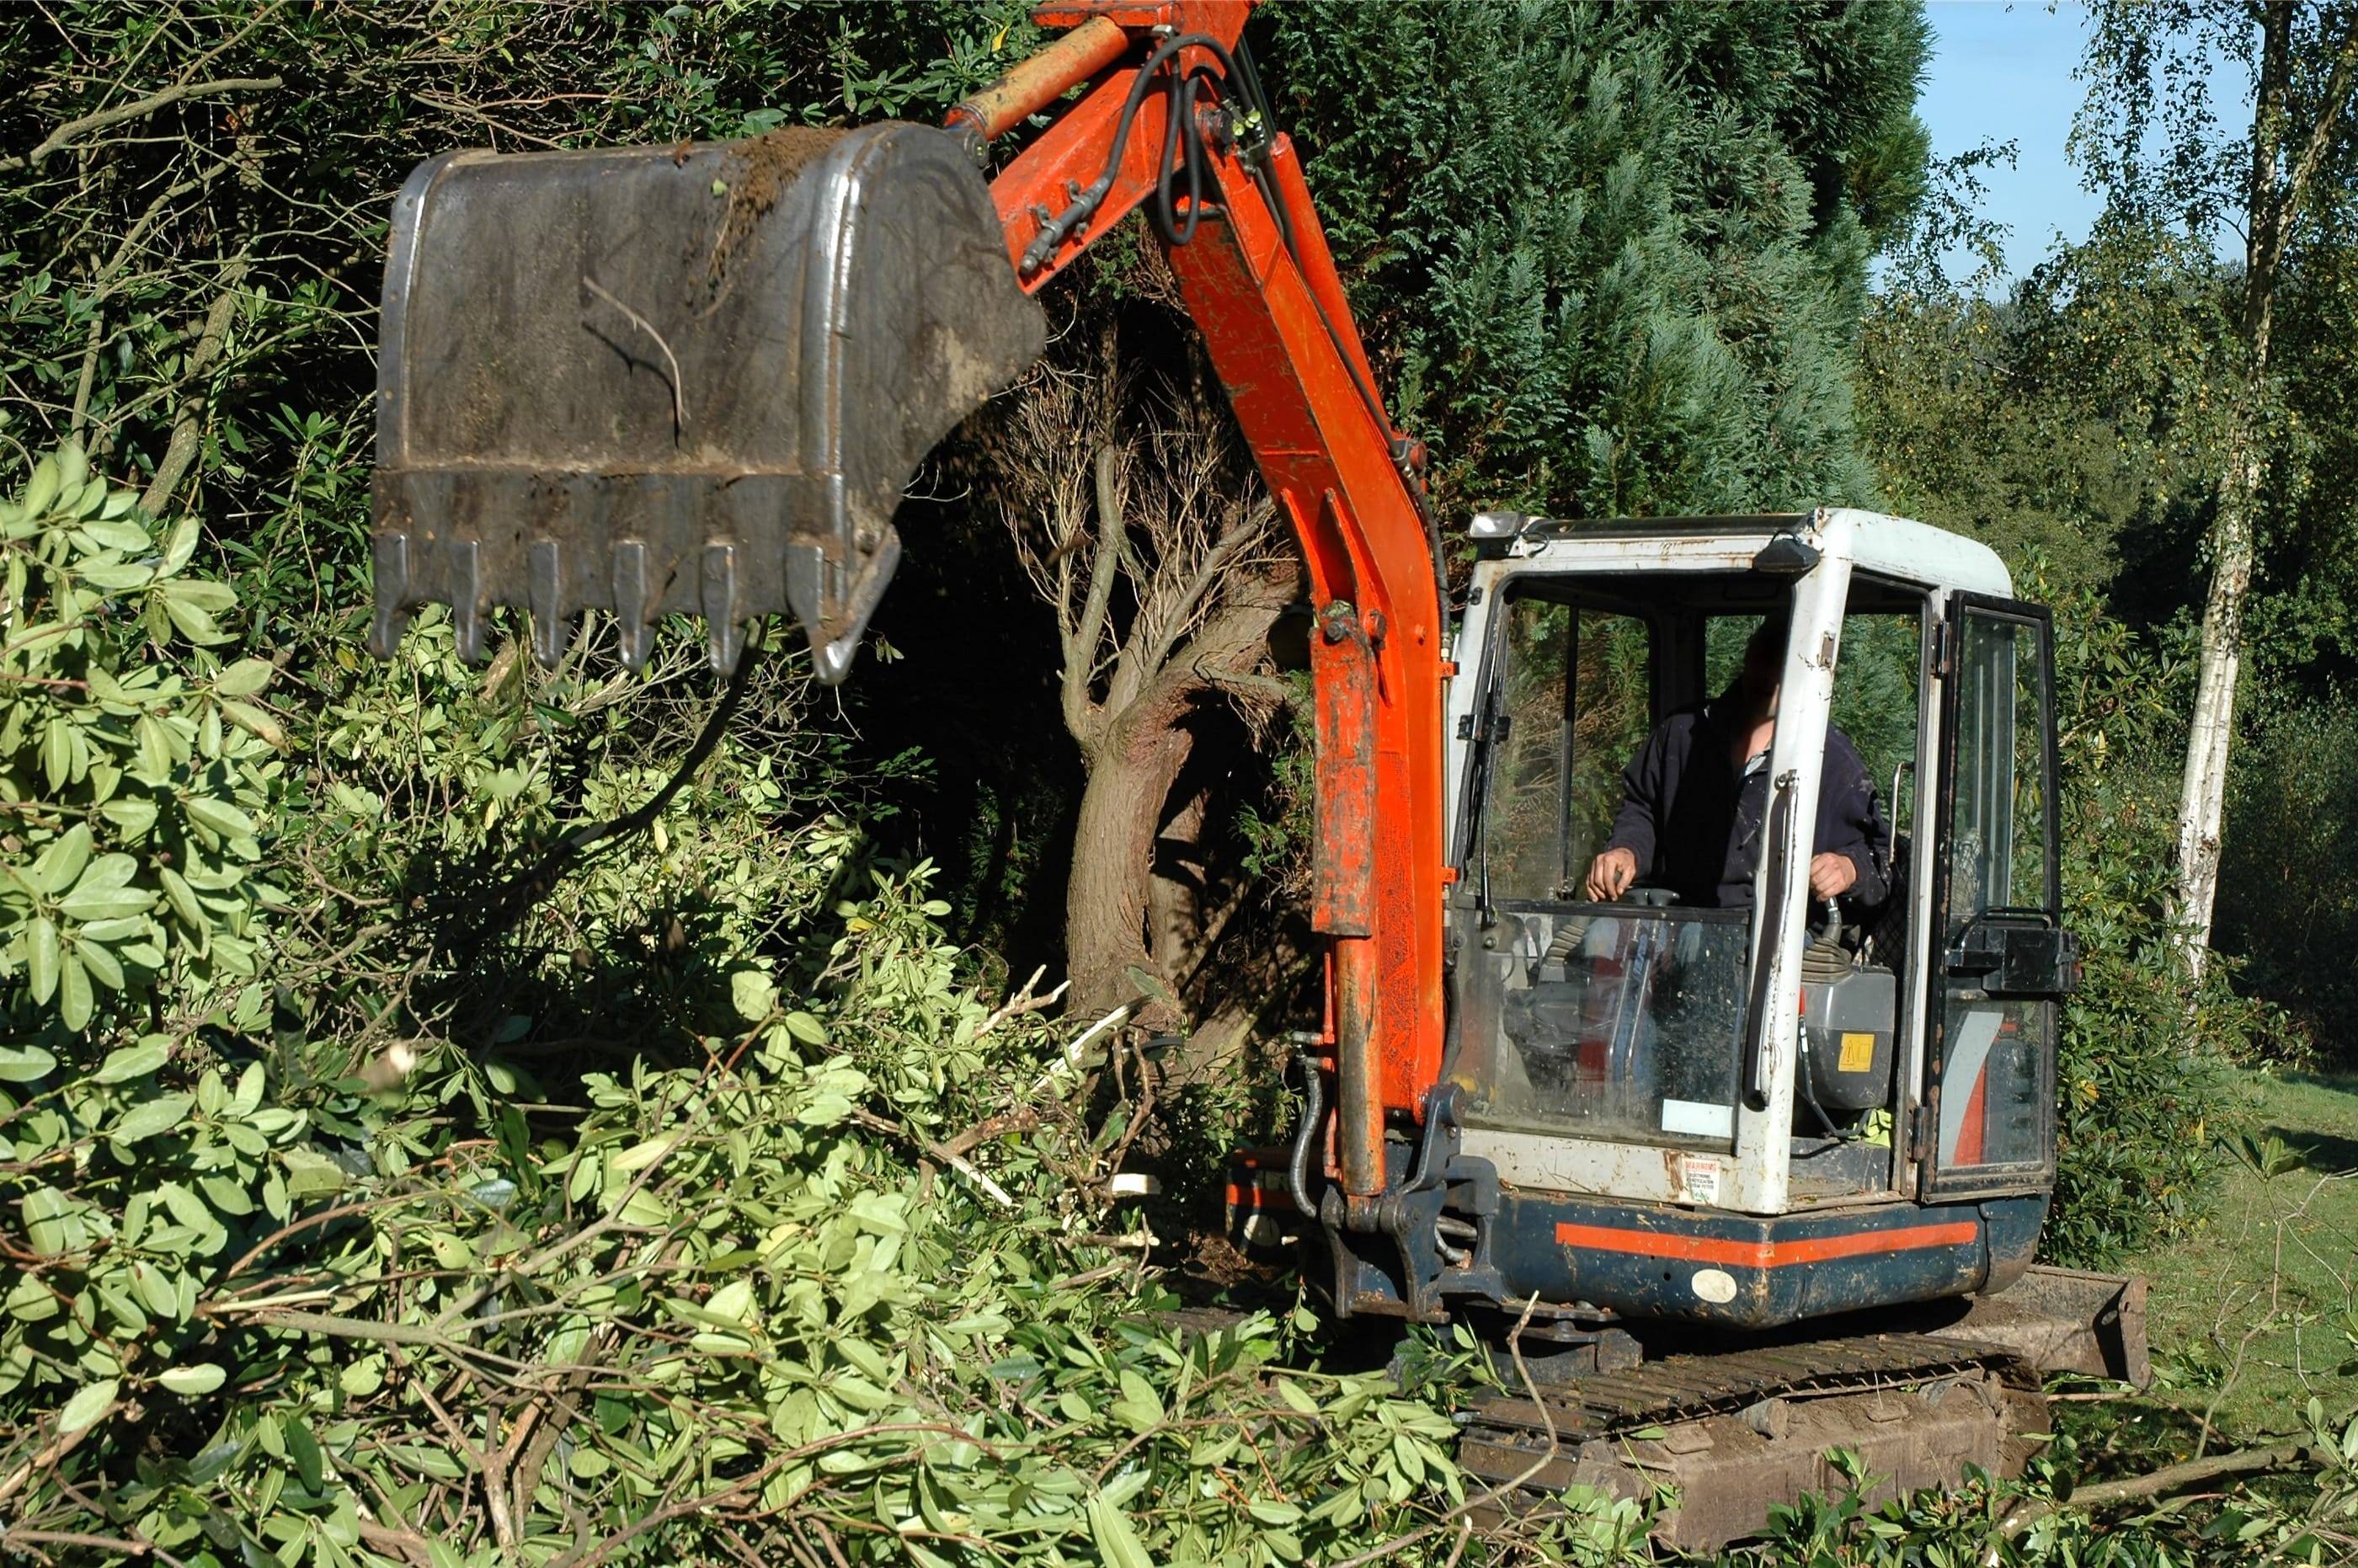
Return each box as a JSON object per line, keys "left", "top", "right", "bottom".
{"left": 370, "top": 124, "right": 1045, "bottom": 680}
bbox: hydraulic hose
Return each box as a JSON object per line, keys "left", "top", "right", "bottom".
{"left": 1287, "top": 1048, "right": 1327, "bottom": 1223}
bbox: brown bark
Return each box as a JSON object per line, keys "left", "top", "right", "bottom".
{"left": 1064, "top": 577, "right": 1294, "bottom": 1021}
{"left": 997, "top": 341, "right": 1298, "bottom": 1028}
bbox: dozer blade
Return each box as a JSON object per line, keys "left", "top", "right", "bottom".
{"left": 1924, "top": 1264, "right": 2152, "bottom": 1387}
{"left": 371, "top": 124, "right": 1045, "bottom": 680}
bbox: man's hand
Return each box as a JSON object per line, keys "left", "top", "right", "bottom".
{"left": 1808, "top": 851, "right": 1859, "bottom": 899}
{"left": 1586, "top": 847, "right": 1639, "bottom": 901}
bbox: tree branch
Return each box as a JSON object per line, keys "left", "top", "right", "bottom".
{"left": 4, "top": 76, "right": 282, "bottom": 172}
{"left": 140, "top": 252, "right": 252, "bottom": 517}
{"left": 2000, "top": 1442, "right": 2316, "bottom": 1539}
{"left": 1140, "top": 498, "right": 1279, "bottom": 680}
{"left": 2278, "top": 19, "right": 2358, "bottom": 243}
{"left": 1063, "top": 442, "right": 1124, "bottom": 747}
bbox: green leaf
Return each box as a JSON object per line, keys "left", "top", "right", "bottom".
{"left": 282, "top": 1148, "right": 347, "bottom": 1199}
{"left": 783, "top": 1011, "right": 828, "bottom": 1045}
{"left": 56, "top": 1379, "right": 117, "bottom": 1434}
{"left": 27, "top": 916, "right": 60, "bottom": 1005}
{"left": 19, "top": 1187, "right": 70, "bottom": 1255}
{"left": 1110, "top": 1369, "right": 1164, "bottom": 1433}
{"left": 111, "top": 1092, "right": 194, "bottom": 1143}
{"left": 215, "top": 658, "right": 274, "bottom": 696}
{"left": 0, "top": 1043, "right": 58, "bottom": 1083}
{"left": 162, "top": 591, "right": 227, "bottom": 645}
{"left": 171, "top": 579, "right": 236, "bottom": 612}
{"left": 29, "top": 824, "right": 93, "bottom": 895}
{"left": 41, "top": 718, "right": 72, "bottom": 792}
{"left": 730, "top": 969, "right": 777, "bottom": 1022}
{"left": 75, "top": 936, "right": 126, "bottom": 991}
{"left": 796, "top": 1093, "right": 852, "bottom": 1127}
{"left": 131, "top": 1261, "right": 180, "bottom": 1320}
{"left": 60, "top": 884, "right": 152, "bottom": 921}
{"left": 221, "top": 700, "right": 285, "bottom": 746}
{"left": 1086, "top": 1495, "right": 1155, "bottom": 1568}
{"left": 158, "top": 1363, "right": 227, "bottom": 1395}
{"left": 22, "top": 452, "right": 61, "bottom": 518}
{"left": 161, "top": 516, "right": 199, "bottom": 576}
{"left": 78, "top": 515, "right": 152, "bottom": 553}
{"left": 58, "top": 953, "right": 93, "bottom": 1032}
{"left": 232, "top": 1060, "right": 264, "bottom": 1114}
{"left": 284, "top": 1416, "right": 325, "bottom": 1491}
{"left": 99, "top": 797, "right": 159, "bottom": 838}
{"left": 93, "top": 1041, "right": 170, "bottom": 1084}
{"left": 183, "top": 796, "right": 254, "bottom": 840}
{"left": 609, "top": 1135, "right": 677, "bottom": 1175}
{"left": 160, "top": 867, "right": 206, "bottom": 931}
{"left": 132, "top": 715, "right": 172, "bottom": 780}
{"left": 707, "top": 1278, "right": 757, "bottom": 1324}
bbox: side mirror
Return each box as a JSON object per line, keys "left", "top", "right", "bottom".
{"left": 1948, "top": 916, "right": 2079, "bottom": 998}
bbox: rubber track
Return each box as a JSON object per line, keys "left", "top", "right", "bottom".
{"left": 1456, "top": 1331, "right": 2032, "bottom": 1446}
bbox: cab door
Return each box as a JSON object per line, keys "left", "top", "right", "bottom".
{"left": 1919, "top": 595, "right": 2071, "bottom": 1199}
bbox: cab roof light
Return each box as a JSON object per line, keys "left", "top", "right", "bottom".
{"left": 1467, "top": 510, "right": 1536, "bottom": 541}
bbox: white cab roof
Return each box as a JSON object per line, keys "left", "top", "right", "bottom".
{"left": 1474, "top": 507, "right": 2014, "bottom": 599}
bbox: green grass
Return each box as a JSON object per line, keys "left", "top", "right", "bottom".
{"left": 2126, "top": 1069, "right": 2358, "bottom": 1443}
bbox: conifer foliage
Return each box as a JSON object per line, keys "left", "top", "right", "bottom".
{"left": 1260, "top": 1, "right": 1932, "bottom": 517}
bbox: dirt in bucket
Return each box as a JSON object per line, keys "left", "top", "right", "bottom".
{"left": 709, "top": 125, "right": 846, "bottom": 281}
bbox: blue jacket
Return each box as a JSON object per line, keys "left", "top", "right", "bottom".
{"left": 1604, "top": 694, "right": 1891, "bottom": 912}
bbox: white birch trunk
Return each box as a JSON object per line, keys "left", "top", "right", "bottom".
{"left": 2171, "top": 436, "right": 2261, "bottom": 974}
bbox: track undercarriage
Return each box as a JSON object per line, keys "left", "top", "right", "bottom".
{"left": 1458, "top": 1333, "right": 2044, "bottom": 1551}
{"left": 1173, "top": 1261, "right": 2142, "bottom": 1553}
{"left": 1451, "top": 1267, "right": 2146, "bottom": 1552}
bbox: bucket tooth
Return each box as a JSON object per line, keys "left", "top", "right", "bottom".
{"left": 368, "top": 120, "right": 1045, "bottom": 680}
{"left": 613, "top": 540, "right": 654, "bottom": 673}
{"left": 370, "top": 531, "right": 413, "bottom": 660}
{"left": 702, "top": 541, "right": 744, "bottom": 675}
{"left": 450, "top": 537, "right": 486, "bottom": 662}
{"left": 784, "top": 541, "right": 829, "bottom": 638}
{"left": 528, "top": 539, "right": 565, "bottom": 669}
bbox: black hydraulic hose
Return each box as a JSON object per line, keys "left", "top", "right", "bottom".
{"left": 1153, "top": 62, "right": 1209, "bottom": 247}
{"left": 1022, "top": 30, "right": 1238, "bottom": 274}
{"left": 1287, "top": 1049, "right": 1326, "bottom": 1223}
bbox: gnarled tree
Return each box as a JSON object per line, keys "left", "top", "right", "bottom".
{"left": 993, "top": 329, "right": 1299, "bottom": 1035}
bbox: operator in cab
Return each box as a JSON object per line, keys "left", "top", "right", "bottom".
{"left": 1583, "top": 616, "right": 1888, "bottom": 917}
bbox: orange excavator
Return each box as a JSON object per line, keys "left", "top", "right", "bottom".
{"left": 366, "top": 2, "right": 2147, "bottom": 1547}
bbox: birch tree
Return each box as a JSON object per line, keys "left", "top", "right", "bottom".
{"left": 2075, "top": 0, "right": 2358, "bottom": 972}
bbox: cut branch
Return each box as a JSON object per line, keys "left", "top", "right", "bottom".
{"left": 140, "top": 253, "right": 252, "bottom": 517}
{"left": 2001, "top": 1442, "right": 2316, "bottom": 1539}
{"left": 4, "top": 76, "right": 282, "bottom": 171}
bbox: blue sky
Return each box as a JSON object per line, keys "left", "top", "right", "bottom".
{"left": 1917, "top": 2, "right": 2105, "bottom": 280}
{"left": 1913, "top": 3, "right": 2250, "bottom": 285}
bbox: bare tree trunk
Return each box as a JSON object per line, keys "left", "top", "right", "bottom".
{"left": 1066, "top": 709, "right": 1190, "bottom": 1021}
{"left": 2170, "top": 3, "right": 2358, "bottom": 974}
{"left": 995, "top": 339, "right": 1297, "bottom": 1029}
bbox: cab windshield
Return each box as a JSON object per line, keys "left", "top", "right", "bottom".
{"left": 1454, "top": 573, "right": 1920, "bottom": 1168}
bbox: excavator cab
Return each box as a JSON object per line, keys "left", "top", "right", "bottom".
{"left": 1440, "top": 511, "right": 2071, "bottom": 1285}
{"left": 1236, "top": 509, "right": 2109, "bottom": 1347}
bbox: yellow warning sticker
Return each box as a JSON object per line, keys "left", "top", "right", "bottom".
{"left": 1838, "top": 1032, "right": 1877, "bottom": 1073}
